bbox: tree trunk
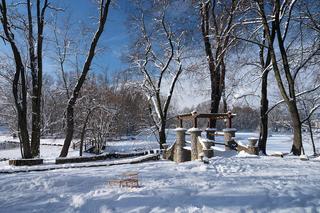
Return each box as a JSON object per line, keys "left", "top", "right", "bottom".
{"left": 79, "top": 125, "right": 85, "bottom": 157}
{"left": 12, "top": 47, "right": 32, "bottom": 159}
{"left": 27, "top": 0, "right": 40, "bottom": 157}
{"left": 258, "top": 72, "right": 269, "bottom": 155}
{"left": 28, "top": 0, "right": 47, "bottom": 157}
{"left": 79, "top": 109, "right": 93, "bottom": 156}
{"left": 159, "top": 121, "right": 166, "bottom": 149}
{"left": 288, "top": 101, "right": 302, "bottom": 155}
{"left": 19, "top": 110, "right": 32, "bottom": 159}
{"left": 200, "top": 2, "right": 227, "bottom": 128}
{"left": 307, "top": 120, "right": 316, "bottom": 156}
{"left": 210, "top": 83, "right": 221, "bottom": 127}
{"left": 60, "top": 103, "right": 74, "bottom": 157}
{"left": 257, "top": 1, "right": 303, "bottom": 155}
{"left": 31, "top": 93, "right": 41, "bottom": 157}
{"left": 258, "top": 21, "right": 275, "bottom": 156}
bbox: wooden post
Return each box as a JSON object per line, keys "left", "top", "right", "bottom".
{"left": 193, "top": 118, "right": 198, "bottom": 128}
{"left": 179, "top": 119, "right": 183, "bottom": 128}
{"left": 227, "top": 111, "right": 232, "bottom": 128}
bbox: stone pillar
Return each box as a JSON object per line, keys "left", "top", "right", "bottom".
{"left": 188, "top": 128, "right": 202, "bottom": 160}
{"left": 198, "top": 137, "right": 214, "bottom": 158}
{"left": 205, "top": 128, "right": 217, "bottom": 140}
{"left": 248, "top": 137, "right": 258, "bottom": 147}
{"left": 174, "top": 128, "right": 187, "bottom": 163}
{"left": 247, "top": 137, "right": 259, "bottom": 155}
{"left": 223, "top": 128, "right": 237, "bottom": 151}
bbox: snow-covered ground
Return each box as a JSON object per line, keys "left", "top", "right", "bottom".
{"left": 0, "top": 131, "right": 319, "bottom": 212}
{"left": 0, "top": 155, "right": 319, "bottom": 212}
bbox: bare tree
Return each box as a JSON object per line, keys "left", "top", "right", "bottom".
{"left": 235, "top": 5, "right": 277, "bottom": 154}
{"left": 0, "top": 0, "right": 49, "bottom": 158}
{"left": 27, "top": 0, "right": 49, "bottom": 157}
{"left": 256, "top": 0, "right": 320, "bottom": 155}
{"left": 59, "top": 0, "right": 111, "bottom": 157}
{"left": 198, "top": 0, "right": 245, "bottom": 128}
{"left": 1, "top": 0, "right": 31, "bottom": 158}
{"left": 129, "top": 2, "right": 185, "bottom": 149}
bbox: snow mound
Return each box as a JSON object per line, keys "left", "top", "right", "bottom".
{"left": 314, "top": 156, "right": 320, "bottom": 161}
{"left": 236, "top": 150, "right": 259, "bottom": 158}
{"left": 300, "top": 154, "right": 309, "bottom": 161}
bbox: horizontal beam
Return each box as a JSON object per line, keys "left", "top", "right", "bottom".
{"left": 177, "top": 112, "right": 236, "bottom": 121}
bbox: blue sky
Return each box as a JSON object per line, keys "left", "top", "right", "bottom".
{"left": 0, "top": 0, "right": 132, "bottom": 78}
{"left": 65, "top": 0, "right": 131, "bottom": 76}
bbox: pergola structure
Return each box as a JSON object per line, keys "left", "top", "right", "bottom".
{"left": 163, "top": 111, "right": 259, "bottom": 163}
{"left": 176, "top": 111, "right": 236, "bottom": 129}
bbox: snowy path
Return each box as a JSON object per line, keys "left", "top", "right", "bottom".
{"left": 0, "top": 156, "right": 319, "bottom": 213}
{"left": 0, "top": 154, "right": 159, "bottom": 174}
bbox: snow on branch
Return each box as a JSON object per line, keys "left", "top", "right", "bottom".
{"left": 267, "top": 84, "right": 320, "bottom": 114}
{"left": 301, "top": 104, "right": 320, "bottom": 124}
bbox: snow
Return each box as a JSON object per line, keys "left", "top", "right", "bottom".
{"left": 299, "top": 154, "right": 309, "bottom": 161}
{"left": 183, "top": 146, "right": 191, "bottom": 150}
{"left": 205, "top": 128, "right": 217, "bottom": 131}
{"left": 236, "top": 150, "right": 260, "bottom": 158}
{"left": 0, "top": 155, "right": 319, "bottom": 212}
{"left": 174, "top": 128, "right": 187, "bottom": 131}
{"left": 248, "top": 137, "right": 259, "bottom": 140}
{"left": 237, "top": 141, "right": 248, "bottom": 148}
{"left": 197, "top": 137, "right": 215, "bottom": 143}
{"left": 0, "top": 131, "right": 320, "bottom": 212}
{"left": 187, "top": 128, "right": 202, "bottom": 132}
{"left": 222, "top": 128, "right": 237, "bottom": 132}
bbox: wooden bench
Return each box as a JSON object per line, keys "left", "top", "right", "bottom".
{"left": 108, "top": 172, "right": 139, "bottom": 188}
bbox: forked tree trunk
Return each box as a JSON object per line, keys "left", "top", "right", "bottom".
{"left": 27, "top": 0, "right": 47, "bottom": 157}
{"left": 258, "top": 23, "right": 275, "bottom": 155}
{"left": 31, "top": 0, "right": 46, "bottom": 157}
{"left": 200, "top": 2, "right": 220, "bottom": 128}
{"left": 1, "top": 0, "right": 32, "bottom": 158}
{"left": 200, "top": 1, "right": 233, "bottom": 128}
{"left": 257, "top": 0, "right": 303, "bottom": 155}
